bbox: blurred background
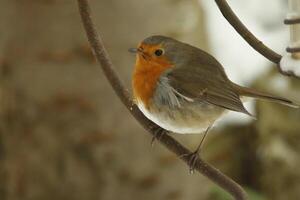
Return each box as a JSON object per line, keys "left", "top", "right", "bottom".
{"left": 0, "top": 0, "right": 299, "bottom": 200}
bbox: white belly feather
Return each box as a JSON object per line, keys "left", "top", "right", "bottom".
{"left": 137, "top": 100, "right": 225, "bottom": 134}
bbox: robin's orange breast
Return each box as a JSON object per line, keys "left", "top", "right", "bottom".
{"left": 132, "top": 55, "right": 173, "bottom": 108}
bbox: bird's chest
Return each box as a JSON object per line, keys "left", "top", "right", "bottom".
{"left": 132, "top": 64, "right": 168, "bottom": 107}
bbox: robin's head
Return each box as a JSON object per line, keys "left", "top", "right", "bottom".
{"left": 129, "top": 35, "right": 191, "bottom": 67}
{"left": 130, "top": 36, "right": 184, "bottom": 106}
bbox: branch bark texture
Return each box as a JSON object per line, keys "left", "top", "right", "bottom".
{"left": 76, "top": 0, "right": 247, "bottom": 199}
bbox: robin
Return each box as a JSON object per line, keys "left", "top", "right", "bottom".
{"left": 129, "top": 35, "right": 298, "bottom": 168}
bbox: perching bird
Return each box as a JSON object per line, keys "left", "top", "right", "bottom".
{"left": 129, "top": 35, "right": 297, "bottom": 165}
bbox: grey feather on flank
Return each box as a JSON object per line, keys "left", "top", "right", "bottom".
{"left": 170, "top": 87, "right": 194, "bottom": 102}
{"left": 154, "top": 76, "right": 194, "bottom": 109}
{"left": 154, "top": 76, "right": 180, "bottom": 108}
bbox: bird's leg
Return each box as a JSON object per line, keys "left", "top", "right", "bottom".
{"left": 180, "top": 125, "right": 212, "bottom": 174}
{"left": 193, "top": 125, "right": 210, "bottom": 154}
{"left": 149, "top": 125, "right": 168, "bottom": 147}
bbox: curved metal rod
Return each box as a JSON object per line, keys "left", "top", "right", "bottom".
{"left": 76, "top": 0, "right": 248, "bottom": 199}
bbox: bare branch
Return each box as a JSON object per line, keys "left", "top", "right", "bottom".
{"left": 215, "top": 0, "right": 282, "bottom": 63}
{"left": 76, "top": 0, "right": 248, "bottom": 199}
{"left": 215, "top": 0, "right": 300, "bottom": 78}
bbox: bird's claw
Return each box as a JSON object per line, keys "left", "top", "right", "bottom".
{"left": 149, "top": 126, "right": 167, "bottom": 147}
{"left": 179, "top": 150, "right": 201, "bottom": 174}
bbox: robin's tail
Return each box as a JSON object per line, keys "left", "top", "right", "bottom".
{"left": 231, "top": 83, "right": 299, "bottom": 108}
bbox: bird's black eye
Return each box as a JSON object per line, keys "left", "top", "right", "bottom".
{"left": 154, "top": 49, "right": 164, "bottom": 56}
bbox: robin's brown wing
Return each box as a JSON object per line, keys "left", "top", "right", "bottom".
{"left": 166, "top": 63, "right": 252, "bottom": 116}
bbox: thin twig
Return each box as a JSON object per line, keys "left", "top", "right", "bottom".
{"left": 215, "top": 0, "right": 282, "bottom": 63}
{"left": 215, "top": 0, "right": 300, "bottom": 78}
{"left": 76, "top": 0, "right": 247, "bottom": 199}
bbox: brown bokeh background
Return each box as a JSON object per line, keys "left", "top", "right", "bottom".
{"left": 0, "top": 1, "right": 299, "bottom": 200}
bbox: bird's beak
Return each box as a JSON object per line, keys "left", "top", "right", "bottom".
{"left": 128, "top": 47, "right": 144, "bottom": 54}
{"left": 128, "top": 48, "right": 138, "bottom": 54}
{"left": 129, "top": 47, "right": 149, "bottom": 60}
